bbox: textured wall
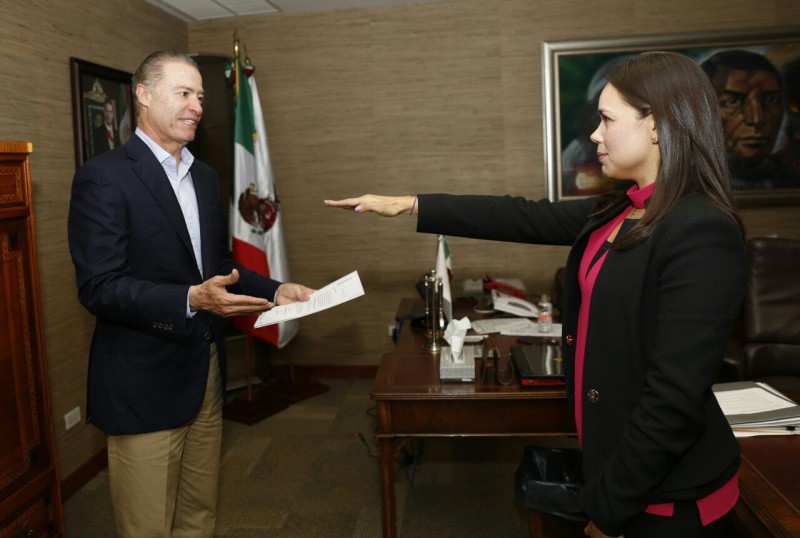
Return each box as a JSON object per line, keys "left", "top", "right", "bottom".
{"left": 0, "top": 0, "right": 188, "bottom": 479}
{"left": 188, "top": 0, "right": 800, "bottom": 374}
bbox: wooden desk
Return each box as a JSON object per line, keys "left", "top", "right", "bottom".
{"left": 371, "top": 298, "right": 575, "bottom": 538}
{"left": 734, "top": 436, "right": 800, "bottom": 537}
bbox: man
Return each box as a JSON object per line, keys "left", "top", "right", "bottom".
{"left": 700, "top": 49, "right": 796, "bottom": 189}
{"left": 91, "top": 97, "right": 122, "bottom": 157}
{"left": 68, "top": 51, "right": 313, "bottom": 537}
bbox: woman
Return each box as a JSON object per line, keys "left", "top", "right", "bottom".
{"left": 325, "top": 52, "right": 746, "bottom": 537}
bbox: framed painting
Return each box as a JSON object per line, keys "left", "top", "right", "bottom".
{"left": 70, "top": 58, "right": 136, "bottom": 166}
{"left": 542, "top": 28, "right": 800, "bottom": 205}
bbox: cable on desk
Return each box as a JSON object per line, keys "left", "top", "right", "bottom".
{"left": 392, "top": 313, "right": 424, "bottom": 344}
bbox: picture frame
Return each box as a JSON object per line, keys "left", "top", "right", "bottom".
{"left": 70, "top": 58, "right": 136, "bottom": 166}
{"left": 542, "top": 28, "right": 800, "bottom": 205}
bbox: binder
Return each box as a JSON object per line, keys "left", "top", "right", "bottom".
{"left": 712, "top": 381, "right": 800, "bottom": 430}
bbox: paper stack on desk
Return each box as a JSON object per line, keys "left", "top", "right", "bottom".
{"left": 712, "top": 381, "right": 800, "bottom": 436}
{"left": 470, "top": 317, "right": 562, "bottom": 337}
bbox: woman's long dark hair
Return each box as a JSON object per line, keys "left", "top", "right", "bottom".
{"left": 593, "top": 51, "right": 744, "bottom": 249}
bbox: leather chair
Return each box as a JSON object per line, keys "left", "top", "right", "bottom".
{"left": 728, "top": 237, "right": 800, "bottom": 401}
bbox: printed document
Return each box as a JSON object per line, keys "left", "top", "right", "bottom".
{"left": 714, "top": 384, "right": 796, "bottom": 416}
{"left": 712, "top": 381, "right": 800, "bottom": 431}
{"left": 254, "top": 271, "right": 365, "bottom": 328}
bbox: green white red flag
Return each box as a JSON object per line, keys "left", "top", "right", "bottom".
{"left": 230, "top": 49, "right": 297, "bottom": 348}
{"left": 435, "top": 235, "right": 452, "bottom": 322}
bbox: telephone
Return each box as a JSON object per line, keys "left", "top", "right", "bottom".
{"left": 482, "top": 274, "right": 527, "bottom": 298}
{"left": 491, "top": 289, "right": 539, "bottom": 318}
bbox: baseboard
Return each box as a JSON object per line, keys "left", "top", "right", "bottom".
{"left": 61, "top": 444, "right": 107, "bottom": 501}
{"left": 271, "top": 364, "right": 378, "bottom": 379}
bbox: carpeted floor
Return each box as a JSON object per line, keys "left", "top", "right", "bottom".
{"left": 64, "top": 378, "right": 576, "bottom": 537}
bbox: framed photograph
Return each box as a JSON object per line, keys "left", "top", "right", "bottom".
{"left": 542, "top": 28, "right": 800, "bottom": 205}
{"left": 70, "top": 58, "right": 136, "bottom": 166}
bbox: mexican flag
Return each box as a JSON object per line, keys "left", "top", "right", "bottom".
{"left": 230, "top": 53, "right": 297, "bottom": 348}
{"left": 435, "top": 235, "right": 452, "bottom": 322}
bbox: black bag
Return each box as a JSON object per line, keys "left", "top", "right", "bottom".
{"left": 514, "top": 446, "right": 588, "bottom": 522}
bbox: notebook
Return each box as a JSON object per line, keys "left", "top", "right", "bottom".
{"left": 510, "top": 344, "right": 565, "bottom": 386}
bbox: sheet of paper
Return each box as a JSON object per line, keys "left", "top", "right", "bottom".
{"left": 714, "top": 387, "right": 797, "bottom": 415}
{"left": 254, "top": 270, "right": 365, "bottom": 328}
{"left": 733, "top": 427, "right": 798, "bottom": 438}
{"left": 470, "top": 317, "right": 536, "bottom": 335}
{"left": 501, "top": 322, "right": 563, "bottom": 337}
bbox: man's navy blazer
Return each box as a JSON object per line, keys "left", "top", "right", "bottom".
{"left": 68, "top": 135, "right": 280, "bottom": 435}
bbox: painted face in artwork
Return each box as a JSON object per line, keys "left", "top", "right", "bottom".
{"left": 713, "top": 67, "right": 783, "bottom": 161}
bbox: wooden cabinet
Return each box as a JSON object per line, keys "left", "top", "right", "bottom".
{"left": 0, "top": 142, "right": 63, "bottom": 536}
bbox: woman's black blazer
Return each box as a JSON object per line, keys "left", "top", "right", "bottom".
{"left": 417, "top": 192, "right": 746, "bottom": 535}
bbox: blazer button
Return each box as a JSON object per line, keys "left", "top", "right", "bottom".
{"left": 587, "top": 389, "right": 600, "bottom": 403}
{"left": 204, "top": 331, "right": 214, "bottom": 341}
{"left": 565, "top": 334, "right": 575, "bottom": 346}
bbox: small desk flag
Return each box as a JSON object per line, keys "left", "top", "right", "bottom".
{"left": 435, "top": 235, "right": 452, "bottom": 322}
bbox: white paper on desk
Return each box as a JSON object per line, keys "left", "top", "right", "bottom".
{"left": 471, "top": 318, "right": 536, "bottom": 335}
{"left": 733, "top": 427, "right": 798, "bottom": 438}
{"left": 714, "top": 387, "right": 796, "bottom": 415}
{"left": 254, "top": 270, "right": 365, "bottom": 328}
{"left": 502, "top": 322, "right": 563, "bottom": 337}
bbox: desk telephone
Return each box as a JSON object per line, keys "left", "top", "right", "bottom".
{"left": 491, "top": 289, "right": 539, "bottom": 318}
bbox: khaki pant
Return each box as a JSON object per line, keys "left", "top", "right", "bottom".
{"left": 108, "top": 345, "right": 223, "bottom": 538}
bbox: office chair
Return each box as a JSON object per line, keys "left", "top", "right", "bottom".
{"left": 728, "top": 237, "right": 800, "bottom": 401}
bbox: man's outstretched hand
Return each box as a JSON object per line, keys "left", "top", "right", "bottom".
{"left": 189, "top": 270, "right": 316, "bottom": 317}
{"left": 189, "top": 269, "right": 273, "bottom": 317}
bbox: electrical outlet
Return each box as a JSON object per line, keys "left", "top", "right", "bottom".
{"left": 387, "top": 324, "right": 395, "bottom": 337}
{"left": 64, "top": 406, "right": 81, "bottom": 430}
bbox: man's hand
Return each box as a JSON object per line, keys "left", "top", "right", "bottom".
{"left": 189, "top": 269, "right": 273, "bottom": 317}
{"left": 275, "top": 283, "right": 315, "bottom": 305}
{"left": 324, "top": 195, "right": 416, "bottom": 217}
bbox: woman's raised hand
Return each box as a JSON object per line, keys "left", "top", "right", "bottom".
{"left": 324, "top": 195, "right": 417, "bottom": 217}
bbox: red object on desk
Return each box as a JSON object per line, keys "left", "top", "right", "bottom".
{"left": 483, "top": 275, "right": 527, "bottom": 298}
{"left": 521, "top": 378, "right": 566, "bottom": 387}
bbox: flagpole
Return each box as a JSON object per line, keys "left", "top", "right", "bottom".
{"left": 244, "top": 335, "right": 254, "bottom": 401}
{"left": 222, "top": 32, "right": 290, "bottom": 424}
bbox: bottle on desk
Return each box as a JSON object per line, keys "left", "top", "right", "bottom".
{"left": 537, "top": 294, "right": 553, "bottom": 333}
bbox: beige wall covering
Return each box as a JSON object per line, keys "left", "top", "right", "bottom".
{"left": 1, "top": 0, "right": 798, "bottom": 481}
{"left": 0, "top": 0, "right": 188, "bottom": 479}
{"left": 188, "top": 2, "right": 800, "bottom": 367}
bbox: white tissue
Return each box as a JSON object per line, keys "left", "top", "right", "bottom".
{"left": 444, "top": 317, "right": 472, "bottom": 362}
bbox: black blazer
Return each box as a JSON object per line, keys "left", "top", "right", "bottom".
{"left": 417, "top": 192, "right": 746, "bottom": 535}
{"left": 68, "top": 135, "right": 280, "bottom": 435}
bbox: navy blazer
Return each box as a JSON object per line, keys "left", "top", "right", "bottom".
{"left": 68, "top": 135, "right": 280, "bottom": 435}
{"left": 417, "top": 192, "right": 746, "bottom": 535}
